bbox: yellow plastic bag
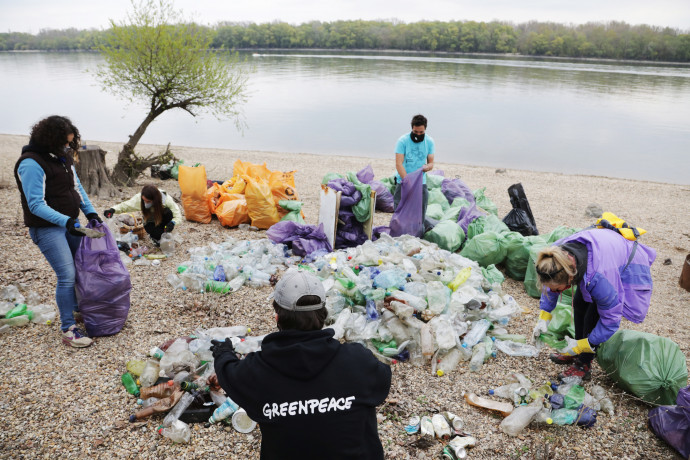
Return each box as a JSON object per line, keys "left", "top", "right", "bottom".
{"left": 178, "top": 165, "right": 208, "bottom": 199}
{"left": 243, "top": 175, "right": 280, "bottom": 229}
{"left": 596, "top": 212, "right": 646, "bottom": 241}
{"left": 233, "top": 160, "right": 271, "bottom": 182}
{"left": 222, "top": 176, "right": 246, "bottom": 195}
{"left": 269, "top": 170, "right": 301, "bottom": 217}
{"left": 217, "top": 196, "right": 250, "bottom": 228}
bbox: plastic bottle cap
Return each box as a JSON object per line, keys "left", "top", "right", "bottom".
{"left": 129, "top": 414, "right": 137, "bottom": 423}
{"left": 246, "top": 328, "right": 251, "bottom": 333}
{"left": 489, "top": 389, "right": 495, "bottom": 395}
{"left": 391, "top": 359, "right": 398, "bottom": 364}
{"left": 436, "top": 370, "right": 444, "bottom": 377}
{"left": 546, "top": 418, "right": 553, "bottom": 424}
{"left": 166, "top": 380, "right": 174, "bottom": 386}
{"left": 462, "top": 343, "right": 467, "bottom": 348}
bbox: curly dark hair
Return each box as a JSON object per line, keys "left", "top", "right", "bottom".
{"left": 411, "top": 114, "right": 427, "bottom": 128}
{"left": 29, "top": 115, "right": 81, "bottom": 156}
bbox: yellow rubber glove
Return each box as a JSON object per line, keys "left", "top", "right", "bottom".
{"left": 532, "top": 310, "right": 552, "bottom": 338}
{"left": 559, "top": 337, "right": 595, "bottom": 356}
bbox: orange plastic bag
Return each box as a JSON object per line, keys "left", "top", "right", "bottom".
{"left": 216, "top": 197, "right": 250, "bottom": 228}
{"left": 181, "top": 196, "right": 212, "bottom": 224}
{"left": 178, "top": 165, "right": 208, "bottom": 199}
{"left": 222, "top": 176, "right": 246, "bottom": 195}
{"left": 243, "top": 175, "right": 280, "bottom": 229}
{"left": 233, "top": 160, "right": 271, "bottom": 182}
{"left": 206, "top": 183, "right": 224, "bottom": 215}
{"left": 269, "top": 170, "right": 302, "bottom": 218}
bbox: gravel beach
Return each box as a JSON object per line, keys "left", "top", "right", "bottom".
{"left": 0, "top": 133, "right": 688, "bottom": 459}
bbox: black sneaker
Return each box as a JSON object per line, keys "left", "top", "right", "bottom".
{"left": 549, "top": 352, "right": 576, "bottom": 365}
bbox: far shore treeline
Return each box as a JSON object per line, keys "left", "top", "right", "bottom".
{"left": 2, "top": 20, "right": 690, "bottom": 62}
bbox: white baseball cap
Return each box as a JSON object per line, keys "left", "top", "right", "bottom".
{"left": 273, "top": 268, "right": 326, "bottom": 311}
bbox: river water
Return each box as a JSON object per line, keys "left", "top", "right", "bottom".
{"left": 1, "top": 50, "right": 688, "bottom": 184}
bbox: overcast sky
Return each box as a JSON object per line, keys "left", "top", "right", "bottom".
{"left": 1, "top": 0, "right": 689, "bottom": 33}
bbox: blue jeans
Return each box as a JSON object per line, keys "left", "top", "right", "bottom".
{"left": 29, "top": 226, "right": 82, "bottom": 331}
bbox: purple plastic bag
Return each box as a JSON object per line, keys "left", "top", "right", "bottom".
{"left": 442, "top": 178, "right": 475, "bottom": 205}
{"left": 371, "top": 180, "right": 394, "bottom": 213}
{"left": 75, "top": 220, "right": 131, "bottom": 337}
{"left": 356, "top": 165, "right": 375, "bottom": 184}
{"left": 267, "top": 221, "right": 332, "bottom": 257}
{"left": 327, "top": 179, "right": 362, "bottom": 207}
{"left": 335, "top": 210, "right": 367, "bottom": 249}
{"left": 390, "top": 169, "right": 424, "bottom": 238}
{"left": 457, "top": 202, "right": 486, "bottom": 234}
{"left": 648, "top": 385, "right": 690, "bottom": 458}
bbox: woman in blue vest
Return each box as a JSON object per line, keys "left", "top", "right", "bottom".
{"left": 14, "top": 115, "right": 101, "bottom": 348}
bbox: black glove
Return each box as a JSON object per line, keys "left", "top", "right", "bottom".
{"left": 104, "top": 208, "right": 115, "bottom": 219}
{"left": 65, "top": 217, "right": 84, "bottom": 237}
{"left": 164, "top": 221, "right": 175, "bottom": 233}
{"left": 210, "top": 338, "right": 235, "bottom": 359}
{"left": 86, "top": 212, "right": 102, "bottom": 224}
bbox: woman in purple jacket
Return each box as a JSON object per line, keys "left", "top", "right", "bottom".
{"left": 532, "top": 228, "right": 656, "bottom": 380}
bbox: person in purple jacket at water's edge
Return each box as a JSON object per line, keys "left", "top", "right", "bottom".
{"left": 532, "top": 228, "right": 656, "bottom": 380}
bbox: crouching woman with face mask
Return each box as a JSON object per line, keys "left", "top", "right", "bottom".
{"left": 532, "top": 228, "right": 656, "bottom": 381}
{"left": 103, "top": 185, "right": 182, "bottom": 245}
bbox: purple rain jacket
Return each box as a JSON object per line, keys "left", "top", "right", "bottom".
{"left": 538, "top": 228, "right": 656, "bottom": 346}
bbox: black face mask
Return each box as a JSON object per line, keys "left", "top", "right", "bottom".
{"left": 410, "top": 132, "right": 425, "bottom": 143}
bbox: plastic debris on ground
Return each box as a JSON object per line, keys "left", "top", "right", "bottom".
{"left": 0, "top": 285, "right": 57, "bottom": 330}
{"left": 120, "top": 325, "right": 263, "bottom": 443}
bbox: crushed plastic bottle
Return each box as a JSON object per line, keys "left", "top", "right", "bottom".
{"left": 550, "top": 408, "right": 578, "bottom": 425}
{"left": 209, "top": 397, "right": 240, "bottom": 423}
{"left": 499, "top": 398, "right": 544, "bottom": 436}
{"left": 436, "top": 348, "right": 463, "bottom": 377}
{"left": 158, "top": 419, "right": 191, "bottom": 443}
{"left": 494, "top": 340, "right": 539, "bottom": 358}
{"left": 462, "top": 319, "right": 491, "bottom": 349}
{"left": 431, "top": 414, "right": 452, "bottom": 440}
{"left": 162, "top": 391, "right": 198, "bottom": 427}
{"left": 139, "top": 359, "right": 161, "bottom": 388}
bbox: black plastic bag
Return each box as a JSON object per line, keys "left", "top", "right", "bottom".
{"left": 502, "top": 183, "right": 538, "bottom": 236}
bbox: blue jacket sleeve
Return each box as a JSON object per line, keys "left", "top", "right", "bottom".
{"left": 585, "top": 272, "right": 622, "bottom": 346}
{"left": 17, "top": 159, "right": 70, "bottom": 227}
{"left": 72, "top": 166, "right": 96, "bottom": 216}
{"left": 538, "top": 288, "right": 560, "bottom": 313}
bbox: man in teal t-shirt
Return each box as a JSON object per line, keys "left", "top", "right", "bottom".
{"left": 394, "top": 114, "right": 435, "bottom": 220}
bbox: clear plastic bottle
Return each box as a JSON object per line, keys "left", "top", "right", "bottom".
{"left": 462, "top": 319, "right": 490, "bottom": 348}
{"left": 436, "top": 348, "right": 463, "bottom": 377}
{"left": 499, "top": 398, "right": 544, "bottom": 436}
{"left": 166, "top": 274, "right": 185, "bottom": 291}
{"left": 373, "top": 269, "right": 407, "bottom": 289}
{"left": 227, "top": 274, "right": 246, "bottom": 292}
{"left": 159, "top": 232, "right": 175, "bottom": 257}
{"left": 494, "top": 340, "right": 539, "bottom": 358}
{"left": 432, "top": 318, "right": 457, "bottom": 351}
{"left": 158, "top": 419, "right": 191, "bottom": 443}
{"left": 0, "top": 315, "right": 30, "bottom": 327}
{"left": 469, "top": 343, "right": 485, "bottom": 373}
{"left": 331, "top": 308, "right": 352, "bottom": 340}
{"left": 389, "top": 300, "right": 414, "bottom": 319}
{"left": 489, "top": 382, "right": 522, "bottom": 400}
{"left": 420, "top": 415, "right": 435, "bottom": 438}
{"left": 426, "top": 281, "right": 450, "bottom": 314}
{"left": 162, "top": 391, "right": 197, "bottom": 427}
{"left": 208, "top": 397, "right": 239, "bottom": 423}
{"left": 149, "top": 346, "right": 165, "bottom": 360}
{"left": 139, "top": 359, "right": 161, "bottom": 388}
{"left": 388, "top": 290, "right": 427, "bottom": 311}
{"left": 420, "top": 323, "right": 434, "bottom": 362}
{"left": 381, "top": 310, "right": 411, "bottom": 343}
{"left": 137, "top": 397, "right": 160, "bottom": 408}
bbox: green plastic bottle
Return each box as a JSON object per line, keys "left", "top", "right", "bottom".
{"left": 6, "top": 304, "right": 30, "bottom": 319}
{"left": 204, "top": 280, "right": 232, "bottom": 294}
{"left": 564, "top": 385, "right": 586, "bottom": 410}
{"left": 121, "top": 372, "right": 140, "bottom": 396}
{"left": 550, "top": 408, "right": 578, "bottom": 425}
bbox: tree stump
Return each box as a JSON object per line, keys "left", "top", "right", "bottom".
{"left": 74, "top": 145, "right": 117, "bottom": 198}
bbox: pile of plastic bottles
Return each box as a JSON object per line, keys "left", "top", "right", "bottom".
{"left": 121, "top": 326, "right": 264, "bottom": 443}
{"left": 166, "top": 238, "right": 296, "bottom": 294}
{"left": 301, "top": 233, "right": 538, "bottom": 376}
{"left": 403, "top": 410, "right": 477, "bottom": 459}
{"left": 0, "top": 285, "right": 56, "bottom": 333}
{"left": 464, "top": 372, "right": 615, "bottom": 437}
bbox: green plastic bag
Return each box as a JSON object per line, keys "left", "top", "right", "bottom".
{"left": 564, "top": 385, "right": 586, "bottom": 410}
{"left": 474, "top": 187, "right": 498, "bottom": 216}
{"left": 321, "top": 172, "right": 344, "bottom": 185}
{"left": 481, "top": 264, "right": 505, "bottom": 286}
{"left": 171, "top": 159, "right": 184, "bottom": 180}
{"left": 425, "top": 203, "right": 445, "bottom": 221}
{"left": 380, "top": 176, "right": 396, "bottom": 194}
{"left": 346, "top": 172, "right": 372, "bottom": 223}
{"left": 423, "top": 220, "right": 465, "bottom": 252}
{"left": 428, "top": 188, "right": 449, "bottom": 210}
{"left": 279, "top": 200, "right": 306, "bottom": 224}
{"left": 426, "top": 173, "right": 445, "bottom": 190}
{"left": 504, "top": 234, "right": 548, "bottom": 281}
{"left": 439, "top": 198, "right": 469, "bottom": 222}
{"left": 547, "top": 226, "right": 580, "bottom": 244}
{"left": 523, "top": 241, "right": 551, "bottom": 298}
{"left": 460, "top": 231, "right": 507, "bottom": 267}
{"left": 538, "top": 287, "right": 576, "bottom": 349}
{"left": 597, "top": 330, "right": 688, "bottom": 405}
{"left": 466, "top": 215, "right": 510, "bottom": 240}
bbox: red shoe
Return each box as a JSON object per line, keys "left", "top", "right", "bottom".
{"left": 549, "top": 353, "right": 576, "bottom": 365}
{"left": 558, "top": 363, "right": 591, "bottom": 381}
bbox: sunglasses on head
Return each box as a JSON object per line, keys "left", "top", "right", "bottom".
{"left": 536, "top": 267, "right": 564, "bottom": 281}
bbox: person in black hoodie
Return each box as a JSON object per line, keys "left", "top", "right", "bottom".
{"left": 211, "top": 267, "right": 392, "bottom": 460}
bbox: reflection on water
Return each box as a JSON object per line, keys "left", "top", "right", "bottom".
{"left": 0, "top": 51, "right": 688, "bottom": 184}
